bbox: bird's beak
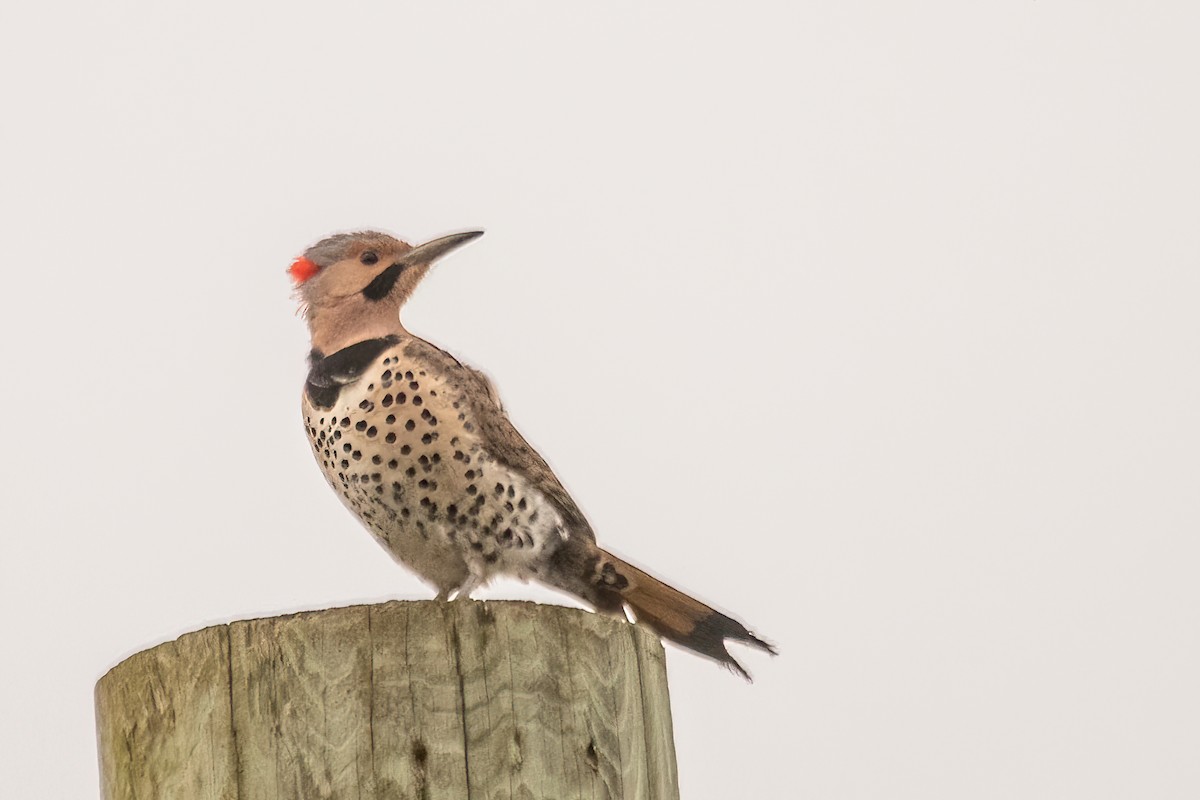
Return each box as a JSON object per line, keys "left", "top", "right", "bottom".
{"left": 402, "top": 230, "right": 485, "bottom": 266}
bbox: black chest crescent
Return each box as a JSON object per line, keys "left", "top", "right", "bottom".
{"left": 305, "top": 336, "right": 403, "bottom": 408}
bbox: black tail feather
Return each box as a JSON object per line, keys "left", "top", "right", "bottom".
{"left": 597, "top": 549, "right": 777, "bottom": 680}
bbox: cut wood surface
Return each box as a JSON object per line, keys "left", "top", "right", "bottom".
{"left": 95, "top": 600, "right": 679, "bottom": 800}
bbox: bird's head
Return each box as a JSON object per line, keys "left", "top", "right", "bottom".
{"left": 290, "top": 229, "right": 483, "bottom": 353}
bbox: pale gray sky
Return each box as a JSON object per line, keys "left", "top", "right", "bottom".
{"left": 2, "top": 2, "right": 1198, "bottom": 797}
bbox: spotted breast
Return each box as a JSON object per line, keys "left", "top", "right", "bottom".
{"left": 301, "top": 334, "right": 570, "bottom": 598}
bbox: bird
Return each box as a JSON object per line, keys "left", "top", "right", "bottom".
{"left": 290, "top": 229, "right": 775, "bottom": 677}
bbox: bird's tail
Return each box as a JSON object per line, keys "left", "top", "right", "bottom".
{"left": 590, "top": 548, "right": 777, "bottom": 679}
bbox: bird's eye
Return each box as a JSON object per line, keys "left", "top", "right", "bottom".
{"left": 360, "top": 251, "right": 379, "bottom": 265}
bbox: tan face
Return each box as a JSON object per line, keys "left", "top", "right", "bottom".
{"left": 300, "top": 235, "right": 418, "bottom": 311}
{"left": 294, "top": 230, "right": 484, "bottom": 353}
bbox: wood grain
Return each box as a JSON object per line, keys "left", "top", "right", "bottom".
{"left": 95, "top": 601, "right": 678, "bottom": 800}
{"left": 95, "top": 625, "right": 237, "bottom": 800}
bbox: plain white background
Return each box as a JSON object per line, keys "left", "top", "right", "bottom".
{"left": 2, "top": 2, "right": 1198, "bottom": 797}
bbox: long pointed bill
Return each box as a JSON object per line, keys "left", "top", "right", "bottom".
{"left": 359, "top": 230, "right": 485, "bottom": 302}
{"left": 402, "top": 230, "right": 485, "bottom": 265}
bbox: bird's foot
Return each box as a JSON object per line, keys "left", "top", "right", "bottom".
{"left": 449, "top": 574, "right": 484, "bottom": 601}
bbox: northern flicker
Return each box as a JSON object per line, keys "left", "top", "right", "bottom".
{"left": 291, "top": 229, "right": 775, "bottom": 677}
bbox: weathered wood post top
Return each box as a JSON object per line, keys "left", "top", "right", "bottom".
{"left": 96, "top": 600, "right": 679, "bottom": 799}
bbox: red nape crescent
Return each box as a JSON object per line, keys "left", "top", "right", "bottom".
{"left": 288, "top": 256, "right": 319, "bottom": 284}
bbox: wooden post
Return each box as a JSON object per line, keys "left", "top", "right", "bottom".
{"left": 95, "top": 600, "right": 679, "bottom": 799}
